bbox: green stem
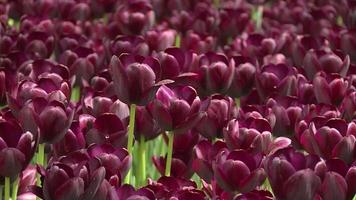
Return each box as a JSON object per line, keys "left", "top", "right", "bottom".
{"left": 11, "top": 177, "right": 19, "bottom": 200}
{"left": 4, "top": 177, "right": 10, "bottom": 200}
{"left": 255, "top": 5, "right": 263, "bottom": 31}
{"left": 165, "top": 132, "right": 174, "bottom": 176}
{"left": 137, "top": 135, "right": 146, "bottom": 187}
{"left": 235, "top": 98, "right": 240, "bottom": 108}
{"left": 70, "top": 85, "right": 81, "bottom": 102}
{"left": 124, "top": 104, "right": 137, "bottom": 184}
{"left": 36, "top": 143, "right": 45, "bottom": 186}
{"left": 175, "top": 34, "right": 181, "bottom": 48}
{"left": 213, "top": 0, "right": 220, "bottom": 8}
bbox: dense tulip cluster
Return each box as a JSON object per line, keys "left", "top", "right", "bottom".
{"left": 0, "top": 0, "right": 355, "bottom": 200}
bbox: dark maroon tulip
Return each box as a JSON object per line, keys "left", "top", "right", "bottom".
{"left": 297, "top": 74, "right": 317, "bottom": 104}
{"left": 109, "top": 54, "right": 171, "bottom": 106}
{"left": 340, "top": 91, "right": 356, "bottom": 121}
{"left": 145, "top": 176, "right": 207, "bottom": 199}
{"left": 59, "top": 47, "right": 98, "bottom": 85}
{"left": 303, "top": 49, "right": 350, "bottom": 80}
{"left": 156, "top": 47, "right": 199, "bottom": 81}
{"left": 28, "top": 60, "right": 70, "bottom": 81}
{"left": 289, "top": 35, "right": 326, "bottom": 67}
{"left": 264, "top": 147, "right": 321, "bottom": 200}
{"left": 0, "top": 116, "right": 37, "bottom": 179}
{"left": 227, "top": 56, "right": 256, "bottom": 98}
{"left": 53, "top": 121, "right": 86, "bottom": 156}
{"left": 109, "top": 35, "right": 149, "bottom": 57}
{"left": 195, "top": 95, "right": 237, "bottom": 139}
{"left": 313, "top": 72, "right": 348, "bottom": 106}
{"left": 340, "top": 29, "right": 356, "bottom": 63}
{"left": 181, "top": 30, "right": 216, "bottom": 54}
{"left": 192, "top": 140, "right": 227, "bottom": 183}
{"left": 17, "top": 165, "right": 37, "bottom": 200}
{"left": 223, "top": 119, "right": 291, "bottom": 155}
{"left": 22, "top": 31, "right": 55, "bottom": 60}
{"left": 152, "top": 152, "right": 193, "bottom": 179}
{"left": 109, "top": 184, "right": 155, "bottom": 200}
{"left": 32, "top": 161, "right": 111, "bottom": 200}
{"left": 85, "top": 113, "right": 127, "bottom": 148}
{"left": 314, "top": 158, "right": 354, "bottom": 200}
{"left": 196, "top": 52, "right": 235, "bottom": 96}
{"left": 88, "top": 143, "right": 131, "bottom": 186}
{"left": 57, "top": 0, "right": 91, "bottom": 21}
{"left": 135, "top": 105, "right": 161, "bottom": 141}
{"left": 213, "top": 149, "right": 266, "bottom": 193}
{"left": 234, "top": 190, "right": 274, "bottom": 200}
{"left": 149, "top": 85, "right": 204, "bottom": 134}
{"left": 113, "top": 0, "right": 154, "bottom": 35}
{"left": 146, "top": 26, "right": 176, "bottom": 52}
{"left": 255, "top": 63, "right": 297, "bottom": 100}
{"left": 299, "top": 118, "right": 355, "bottom": 164}
{"left": 266, "top": 96, "right": 303, "bottom": 137}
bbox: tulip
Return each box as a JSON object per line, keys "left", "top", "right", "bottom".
{"left": 213, "top": 149, "right": 266, "bottom": 193}
{"left": 255, "top": 63, "right": 297, "bottom": 101}
{"left": 299, "top": 118, "right": 355, "bottom": 164}
{"left": 17, "top": 165, "right": 37, "bottom": 200}
{"left": 53, "top": 121, "right": 86, "bottom": 156}
{"left": 109, "top": 53, "right": 171, "bottom": 184}
{"left": 196, "top": 52, "right": 235, "bottom": 96}
{"left": 149, "top": 85, "right": 205, "bottom": 176}
{"left": 303, "top": 50, "right": 350, "bottom": 80}
{"left": 85, "top": 113, "right": 127, "bottom": 148}
{"left": 23, "top": 31, "right": 54, "bottom": 60}
{"left": 192, "top": 140, "right": 227, "bottom": 183}
{"left": 31, "top": 160, "right": 111, "bottom": 200}
{"left": 314, "top": 159, "right": 355, "bottom": 200}
{"left": 145, "top": 176, "right": 207, "bottom": 199}
{"left": 195, "top": 95, "right": 237, "bottom": 139}
{"left": 234, "top": 190, "right": 273, "bottom": 200}
{"left": 181, "top": 30, "right": 216, "bottom": 54}
{"left": 227, "top": 56, "right": 256, "bottom": 98}
{"left": 146, "top": 27, "right": 176, "bottom": 52}
{"left": 109, "top": 35, "right": 149, "bottom": 57}
{"left": 313, "top": 72, "right": 348, "bottom": 106}
{"left": 113, "top": 0, "right": 155, "bottom": 35}
{"left": 87, "top": 143, "right": 132, "bottom": 187}
{"left": 109, "top": 184, "right": 155, "bottom": 200}
{"left": 263, "top": 147, "right": 321, "bottom": 200}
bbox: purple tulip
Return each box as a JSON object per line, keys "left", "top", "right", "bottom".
{"left": 22, "top": 31, "right": 55, "bottom": 60}
{"left": 87, "top": 143, "right": 131, "bottom": 186}
{"left": 181, "top": 31, "right": 216, "bottom": 54}
{"left": 223, "top": 118, "right": 291, "bottom": 155}
{"left": 149, "top": 85, "right": 204, "bottom": 134}
{"left": 192, "top": 140, "right": 227, "bottom": 183}
{"left": 109, "top": 35, "right": 149, "bottom": 57}
{"left": 298, "top": 118, "right": 355, "bottom": 164}
{"left": 195, "top": 95, "right": 237, "bottom": 139}
{"left": 134, "top": 105, "right": 161, "bottom": 141}
{"left": 113, "top": 0, "right": 154, "bottom": 35}
{"left": 340, "top": 91, "right": 356, "bottom": 121}
{"left": 109, "top": 54, "right": 171, "bottom": 106}
{"left": 59, "top": 47, "right": 99, "bottom": 85}
{"left": 0, "top": 115, "right": 37, "bottom": 179}
{"left": 213, "top": 149, "right": 266, "bottom": 193}
{"left": 303, "top": 49, "right": 350, "bottom": 80}
{"left": 313, "top": 72, "right": 348, "bottom": 106}
{"left": 53, "top": 121, "right": 86, "bottom": 156}
{"left": 314, "top": 158, "right": 355, "bottom": 200}
{"left": 156, "top": 47, "right": 199, "bottom": 81}
{"left": 145, "top": 176, "right": 207, "bottom": 199}
{"left": 146, "top": 26, "right": 176, "bottom": 52}
{"left": 85, "top": 113, "right": 127, "bottom": 148}
{"left": 227, "top": 56, "right": 257, "bottom": 98}
{"left": 263, "top": 147, "right": 321, "bottom": 200}
{"left": 32, "top": 159, "right": 111, "bottom": 200}
{"left": 255, "top": 63, "right": 297, "bottom": 100}
{"left": 109, "top": 184, "right": 155, "bottom": 200}
{"left": 266, "top": 96, "right": 303, "bottom": 137}
{"left": 196, "top": 52, "right": 235, "bottom": 96}
{"left": 17, "top": 165, "right": 37, "bottom": 200}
